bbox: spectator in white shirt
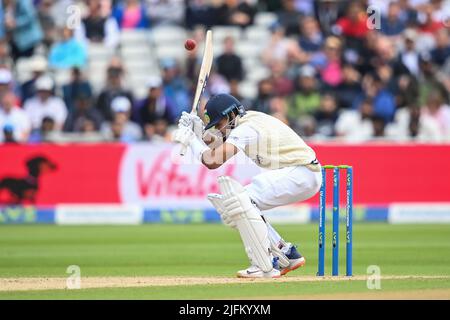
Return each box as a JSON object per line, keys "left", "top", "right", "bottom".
{"left": 0, "top": 91, "right": 31, "bottom": 142}
{"left": 101, "top": 96, "right": 142, "bottom": 142}
{"left": 421, "top": 90, "right": 450, "bottom": 141}
{"left": 385, "top": 103, "right": 441, "bottom": 141}
{"left": 24, "top": 75, "right": 68, "bottom": 130}
{"left": 335, "top": 99, "right": 375, "bottom": 142}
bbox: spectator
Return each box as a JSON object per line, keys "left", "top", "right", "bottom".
{"left": 371, "top": 115, "right": 387, "bottom": 138}
{"left": 319, "top": 36, "right": 343, "bottom": 88}
{"left": 96, "top": 59, "right": 134, "bottom": 121}
{"left": 380, "top": 1, "right": 407, "bottom": 37}
{"left": 48, "top": 27, "right": 87, "bottom": 69}
{"left": 277, "top": 0, "right": 303, "bottom": 36}
{"left": 334, "top": 1, "right": 369, "bottom": 42}
{"left": 1, "top": 0, "right": 43, "bottom": 61}
{"left": 62, "top": 67, "right": 93, "bottom": 114}
{"left": 421, "top": 90, "right": 450, "bottom": 141}
{"left": 430, "top": 28, "right": 450, "bottom": 67}
{"left": 269, "top": 95, "right": 289, "bottom": 124}
{"left": 185, "top": 0, "right": 215, "bottom": 29}
{"left": 24, "top": 75, "right": 68, "bottom": 130}
{"left": 145, "top": 0, "right": 185, "bottom": 27}
{"left": 294, "top": 0, "right": 315, "bottom": 16}
{"left": 417, "top": 52, "right": 448, "bottom": 106}
{"left": 399, "top": 29, "right": 421, "bottom": 76}
{"left": 64, "top": 93, "right": 103, "bottom": 133}
{"left": 396, "top": 0, "right": 420, "bottom": 27}
{"left": 333, "top": 63, "right": 362, "bottom": 109}
{"left": 356, "top": 30, "right": 380, "bottom": 75}
{"left": 386, "top": 103, "right": 439, "bottom": 141}
{"left": 294, "top": 114, "right": 316, "bottom": 138}
{"left": 48, "top": 0, "right": 76, "bottom": 29}
{"left": 251, "top": 78, "right": 274, "bottom": 114}
{"left": 137, "top": 76, "right": 175, "bottom": 133}
{"left": 161, "top": 58, "right": 190, "bottom": 118}
{"left": 352, "top": 73, "right": 396, "bottom": 123}
{"left": 394, "top": 73, "right": 419, "bottom": 109}
{"left": 0, "top": 67, "right": 20, "bottom": 106}
{"left": 101, "top": 96, "right": 142, "bottom": 142}
{"left": 206, "top": 67, "right": 230, "bottom": 96}
{"left": 262, "top": 22, "right": 307, "bottom": 66}
{"left": 0, "top": 90, "right": 30, "bottom": 142}
{"left": 216, "top": 0, "right": 256, "bottom": 28}
{"left": 288, "top": 64, "right": 320, "bottom": 120}
{"left": 216, "top": 36, "right": 244, "bottom": 82}
{"left": 37, "top": 0, "right": 57, "bottom": 50}
{"left": 143, "top": 118, "right": 172, "bottom": 142}
{"left": 20, "top": 55, "right": 48, "bottom": 103}
{"left": 0, "top": 68, "right": 13, "bottom": 99}
{"left": 75, "top": 0, "right": 120, "bottom": 48}
{"left": 313, "top": 93, "right": 338, "bottom": 137}
{"left": 113, "top": 0, "right": 149, "bottom": 29}
{"left": 268, "top": 59, "right": 294, "bottom": 96}
{"left": 418, "top": 3, "right": 444, "bottom": 35}
{"left": 229, "top": 79, "right": 250, "bottom": 106}
{"left": 335, "top": 98, "right": 375, "bottom": 142}
{"left": 373, "top": 36, "right": 410, "bottom": 79}
{"left": 2, "top": 123, "right": 16, "bottom": 143}
{"left": 314, "top": 0, "right": 344, "bottom": 36}
{"left": 0, "top": 40, "right": 13, "bottom": 69}
{"left": 28, "top": 115, "right": 55, "bottom": 143}
{"left": 298, "top": 16, "right": 324, "bottom": 53}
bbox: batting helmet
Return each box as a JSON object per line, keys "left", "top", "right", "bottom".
{"left": 203, "top": 94, "right": 245, "bottom": 130}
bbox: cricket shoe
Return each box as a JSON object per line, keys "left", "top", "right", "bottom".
{"left": 236, "top": 257, "right": 281, "bottom": 278}
{"left": 279, "top": 245, "right": 306, "bottom": 276}
{"left": 236, "top": 265, "right": 281, "bottom": 278}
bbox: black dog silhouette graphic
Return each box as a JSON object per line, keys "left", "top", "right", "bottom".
{"left": 0, "top": 155, "right": 57, "bottom": 204}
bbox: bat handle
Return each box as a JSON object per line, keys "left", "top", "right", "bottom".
{"left": 180, "top": 144, "right": 188, "bottom": 156}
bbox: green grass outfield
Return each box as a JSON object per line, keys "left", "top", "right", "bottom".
{"left": 0, "top": 224, "right": 449, "bottom": 299}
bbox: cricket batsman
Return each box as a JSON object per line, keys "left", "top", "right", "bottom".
{"left": 173, "top": 94, "right": 322, "bottom": 278}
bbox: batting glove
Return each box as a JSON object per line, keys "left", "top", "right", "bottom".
{"left": 173, "top": 125, "right": 195, "bottom": 147}
{"left": 179, "top": 112, "right": 204, "bottom": 139}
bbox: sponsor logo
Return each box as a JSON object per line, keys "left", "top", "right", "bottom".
{"left": 0, "top": 206, "right": 37, "bottom": 223}
{"left": 119, "top": 145, "right": 259, "bottom": 207}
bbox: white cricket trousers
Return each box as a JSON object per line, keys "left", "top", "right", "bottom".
{"left": 245, "top": 165, "right": 322, "bottom": 211}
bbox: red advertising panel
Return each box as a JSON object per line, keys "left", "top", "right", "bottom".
{"left": 1, "top": 143, "right": 449, "bottom": 206}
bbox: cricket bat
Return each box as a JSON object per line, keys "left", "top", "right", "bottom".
{"left": 180, "top": 30, "right": 213, "bottom": 156}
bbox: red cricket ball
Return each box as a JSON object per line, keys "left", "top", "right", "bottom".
{"left": 184, "top": 39, "right": 196, "bottom": 51}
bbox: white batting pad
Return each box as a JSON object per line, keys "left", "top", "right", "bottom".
{"left": 207, "top": 193, "right": 236, "bottom": 229}
{"left": 218, "top": 176, "right": 273, "bottom": 272}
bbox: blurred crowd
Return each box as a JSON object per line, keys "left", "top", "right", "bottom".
{"left": 0, "top": 0, "right": 449, "bottom": 144}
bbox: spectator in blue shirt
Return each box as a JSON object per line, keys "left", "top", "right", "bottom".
{"left": 352, "top": 73, "right": 396, "bottom": 123}
{"left": 430, "top": 29, "right": 450, "bottom": 67}
{"left": 2, "top": 0, "right": 43, "bottom": 61}
{"left": 62, "top": 68, "right": 93, "bottom": 114}
{"left": 49, "top": 27, "right": 87, "bottom": 69}
{"left": 161, "top": 58, "right": 190, "bottom": 119}
{"left": 298, "top": 16, "right": 324, "bottom": 53}
{"left": 380, "top": 2, "right": 406, "bottom": 37}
